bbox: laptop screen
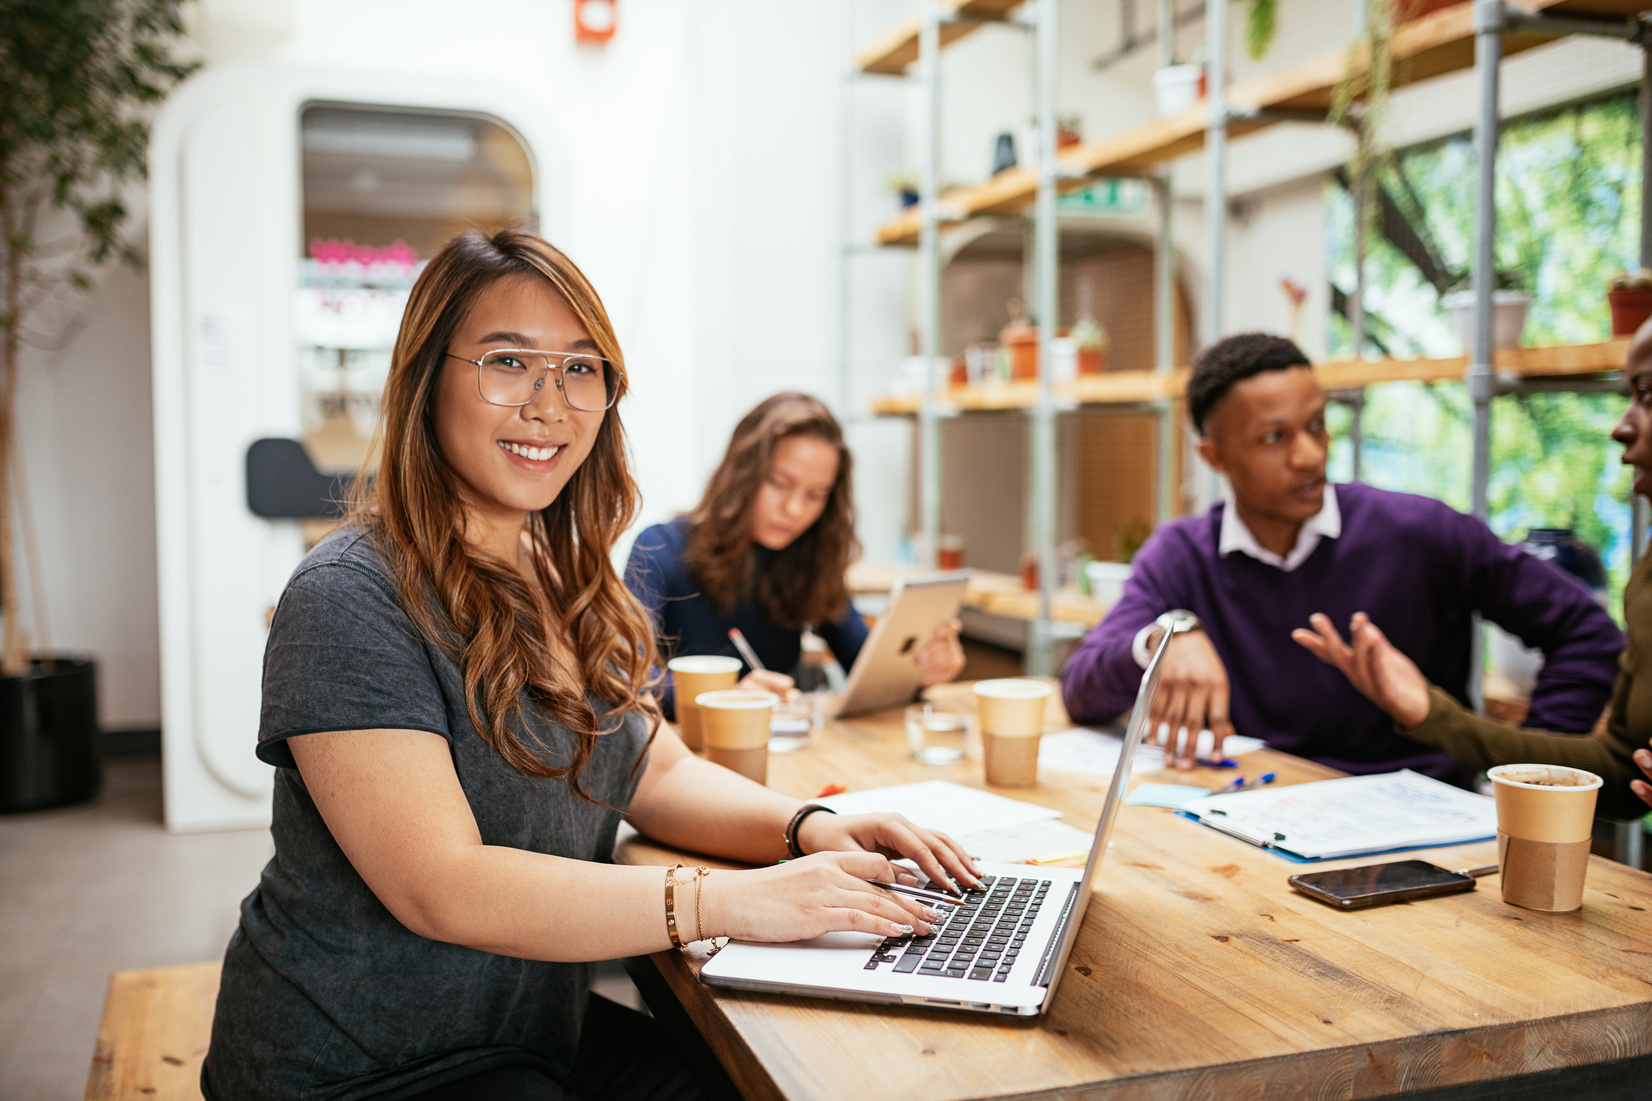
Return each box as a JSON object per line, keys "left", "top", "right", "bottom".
{"left": 1035, "top": 627, "right": 1174, "bottom": 979}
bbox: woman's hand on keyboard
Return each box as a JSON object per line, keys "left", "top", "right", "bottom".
{"left": 796, "top": 812, "right": 981, "bottom": 895}
{"left": 701, "top": 851, "right": 939, "bottom": 942}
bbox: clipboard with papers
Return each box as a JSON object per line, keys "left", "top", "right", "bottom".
{"left": 1173, "top": 769, "right": 1498, "bottom": 862}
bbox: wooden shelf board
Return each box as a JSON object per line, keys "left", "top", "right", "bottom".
{"left": 872, "top": 0, "right": 1651, "bottom": 246}
{"left": 855, "top": 0, "right": 1026, "bottom": 76}
{"left": 869, "top": 341, "right": 1628, "bottom": 416}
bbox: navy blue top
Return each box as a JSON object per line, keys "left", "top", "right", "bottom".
{"left": 624, "top": 516, "right": 868, "bottom": 717}
{"left": 1061, "top": 483, "right": 1625, "bottom": 785}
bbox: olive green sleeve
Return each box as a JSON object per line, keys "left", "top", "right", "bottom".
{"left": 1401, "top": 682, "right": 1647, "bottom": 820}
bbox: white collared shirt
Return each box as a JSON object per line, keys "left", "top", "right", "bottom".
{"left": 1130, "top": 485, "right": 1342, "bottom": 667}
{"left": 1217, "top": 483, "right": 1341, "bottom": 571}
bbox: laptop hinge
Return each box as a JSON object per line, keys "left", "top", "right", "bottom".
{"left": 1032, "top": 883, "right": 1080, "bottom": 988}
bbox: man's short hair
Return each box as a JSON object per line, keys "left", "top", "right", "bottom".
{"left": 1187, "top": 332, "right": 1311, "bottom": 435}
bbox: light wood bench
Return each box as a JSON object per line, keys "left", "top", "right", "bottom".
{"left": 85, "top": 962, "right": 219, "bottom": 1101}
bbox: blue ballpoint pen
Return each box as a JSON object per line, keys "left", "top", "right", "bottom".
{"left": 1213, "top": 771, "right": 1277, "bottom": 796}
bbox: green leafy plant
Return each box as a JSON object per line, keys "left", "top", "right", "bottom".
{"left": 0, "top": 0, "right": 196, "bottom": 672}
{"left": 1115, "top": 518, "right": 1152, "bottom": 565}
{"left": 1245, "top": 0, "right": 1278, "bottom": 61}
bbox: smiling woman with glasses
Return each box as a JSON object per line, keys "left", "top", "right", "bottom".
{"left": 199, "top": 230, "right": 979, "bottom": 1101}
{"left": 445, "top": 347, "right": 620, "bottom": 412}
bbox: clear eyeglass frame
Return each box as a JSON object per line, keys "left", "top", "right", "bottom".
{"left": 444, "top": 348, "right": 621, "bottom": 411}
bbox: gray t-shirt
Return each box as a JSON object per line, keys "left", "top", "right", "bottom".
{"left": 203, "top": 527, "right": 652, "bottom": 1101}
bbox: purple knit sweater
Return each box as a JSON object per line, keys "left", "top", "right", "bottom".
{"left": 1060, "top": 483, "right": 1625, "bottom": 783}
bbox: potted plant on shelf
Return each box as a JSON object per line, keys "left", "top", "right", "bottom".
{"left": 1440, "top": 270, "right": 1532, "bottom": 353}
{"left": 0, "top": 1, "right": 195, "bottom": 811}
{"left": 1609, "top": 270, "right": 1652, "bottom": 336}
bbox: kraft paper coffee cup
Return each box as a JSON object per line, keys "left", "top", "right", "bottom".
{"left": 697, "top": 689, "right": 777, "bottom": 784}
{"left": 668, "top": 656, "right": 741, "bottom": 751}
{"left": 974, "top": 679, "right": 1052, "bottom": 787}
{"left": 1489, "top": 763, "right": 1602, "bottom": 913}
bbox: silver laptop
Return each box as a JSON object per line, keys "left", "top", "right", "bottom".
{"left": 835, "top": 570, "right": 971, "bottom": 718}
{"left": 700, "top": 628, "right": 1173, "bottom": 1016}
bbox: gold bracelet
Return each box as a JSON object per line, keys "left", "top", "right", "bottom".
{"left": 664, "top": 864, "right": 685, "bottom": 948}
{"left": 692, "top": 866, "right": 711, "bottom": 943}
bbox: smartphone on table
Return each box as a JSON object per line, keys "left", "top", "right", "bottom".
{"left": 1288, "top": 859, "right": 1477, "bottom": 911}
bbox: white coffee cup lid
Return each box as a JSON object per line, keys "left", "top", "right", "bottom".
{"left": 972, "top": 678, "right": 1053, "bottom": 699}
{"left": 695, "top": 689, "right": 779, "bottom": 709}
{"left": 668, "top": 655, "right": 743, "bottom": 674}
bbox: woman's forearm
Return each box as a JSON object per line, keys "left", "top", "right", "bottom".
{"left": 626, "top": 751, "right": 801, "bottom": 864}
{"left": 412, "top": 849, "right": 682, "bottom": 961}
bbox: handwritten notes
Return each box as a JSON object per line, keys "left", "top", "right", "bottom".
{"left": 1177, "top": 770, "right": 1497, "bottom": 860}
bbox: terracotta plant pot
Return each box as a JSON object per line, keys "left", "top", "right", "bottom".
{"left": 1608, "top": 287, "right": 1652, "bottom": 336}
{"left": 1003, "top": 327, "right": 1039, "bottom": 381}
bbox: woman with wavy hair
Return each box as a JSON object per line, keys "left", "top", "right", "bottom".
{"left": 201, "top": 231, "right": 978, "bottom": 1101}
{"left": 626, "top": 393, "right": 965, "bottom": 712}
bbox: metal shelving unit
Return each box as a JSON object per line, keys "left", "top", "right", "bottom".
{"left": 852, "top": 2, "right": 1652, "bottom": 790}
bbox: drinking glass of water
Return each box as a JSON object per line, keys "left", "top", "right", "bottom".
{"left": 905, "top": 703, "right": 969, "bottom": 765}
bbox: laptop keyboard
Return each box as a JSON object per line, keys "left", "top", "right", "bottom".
{"left": 864, "top": 875, "right": 1052, "bottom": 983}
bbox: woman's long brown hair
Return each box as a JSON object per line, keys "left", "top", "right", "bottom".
{"left": 684, "top": 392, "right": 859, "bottom": 629}
{"left": 349, "top": 229, "right": 659, "bottom": 799}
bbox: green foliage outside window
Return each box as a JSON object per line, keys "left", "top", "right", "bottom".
{"left": 1326, "top": 92, "right": 1640, "bottom": 619}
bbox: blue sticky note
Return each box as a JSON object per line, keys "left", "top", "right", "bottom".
{"left": 1127, "top": 783, "right": 1212, "bottom": 809}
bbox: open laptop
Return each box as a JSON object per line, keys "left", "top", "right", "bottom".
{"left": 835, "top": 570, "right": 972, "bottom": 718}
{"left": 700, "top": 627, "right": 1173, "bottom": 1016}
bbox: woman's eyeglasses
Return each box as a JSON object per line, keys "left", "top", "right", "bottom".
{"left": 445, "top": 349, "right": 620, "bottom": 411}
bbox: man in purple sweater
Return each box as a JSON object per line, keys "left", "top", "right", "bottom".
{"left": 1060, "top": 333, "right": 1624, "bottom": 785}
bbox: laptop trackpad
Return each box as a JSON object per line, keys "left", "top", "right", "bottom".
{"left": 701, "top": 931, "right": 881, "bottom": 983}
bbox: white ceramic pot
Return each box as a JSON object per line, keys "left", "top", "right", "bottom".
{"left": 1152, "top": 65, "right": 1203, "bottom": 118}
{"left": 1085, "top": 560, "right": 1133, "bottom": 610}
{"left": 1441, "top": 290, "right": 1532, "bottom": 353}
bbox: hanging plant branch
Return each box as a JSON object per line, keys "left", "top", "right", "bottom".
{"left": 1245, "top": 0, "right": 1278, "bottom": 61}
{"left": 0, "top": 0, "right": 197, "bottom": 673}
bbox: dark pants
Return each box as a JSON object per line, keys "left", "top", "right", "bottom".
{"left": 403, "top": 963, "right": 739, "bottom": 1101}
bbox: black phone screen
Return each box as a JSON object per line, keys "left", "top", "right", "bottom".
{"left": 1288, "top": 860, "right": 1474, "bottom": 909}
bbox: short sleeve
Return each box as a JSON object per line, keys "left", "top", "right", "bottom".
{"left": 257, "top": 561, "right": 451, "bottom": 768}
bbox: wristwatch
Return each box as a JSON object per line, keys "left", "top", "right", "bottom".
{"left": 1149, "top": 609, "right": 1201, "bottom": 650}
{"left": 1155, "top": 609, "right": 1201, "bottom": 635}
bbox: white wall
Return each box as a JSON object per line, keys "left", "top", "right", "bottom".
{"left": 18, "top": 0, "right": 915, "bottom": 730}
{"left": 14, "top": 265, "right": 160, "bottom": 729}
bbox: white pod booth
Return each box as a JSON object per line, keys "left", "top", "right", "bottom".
{"left": 149, "top": 63, "right": 556, "bottom": 830}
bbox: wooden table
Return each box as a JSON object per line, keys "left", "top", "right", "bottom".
{"left": 615, "top": 683, "right": 1652, "bottom": 1101}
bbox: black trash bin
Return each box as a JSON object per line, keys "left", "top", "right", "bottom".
{"left": 0, "top": 655, "right": 100, "bottom": 812}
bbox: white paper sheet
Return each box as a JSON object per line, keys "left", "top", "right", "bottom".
{"left": 1037, "top": 727, "right": 1266, "bottom": 777}
{"left": 817, "top": 779, "right": 1061, "bottom": 840}
{"left": 1178, "top": 769, "right": 1497, "bottom": 860}
{"left": 955, "top": 819, "right": 1096, "bottom": 864}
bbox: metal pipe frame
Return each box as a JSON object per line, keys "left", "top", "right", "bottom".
{"left": 1154, "top": 2, "right": 1179, "bottom": 526}
{"left": 1155, "top": 170, "right": 1179, "bottom": 526}
{"left": 1637, "top": 37, "right": 1652, "bottom": 567}
{"left": 837, "top": 0, "right": 854, "bottom": 421}
{"left": 918, "top": 0, "right": 942, "bottom": 569}
{"left": 1466, "top": 0, "right": 1505, "bottom": 715}
{"left": 1470, "top": 0, "right": 1501, "bottom": 525}
{"left": 1203, "top": 0, "right": 1228, "bottom": 348}
{"left": 1026, "top": 0, "right": 1060, "bottom": 676}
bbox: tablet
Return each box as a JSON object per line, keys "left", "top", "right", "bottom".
{"left": 835, "top": 570, "right": 971, "bottom": 718}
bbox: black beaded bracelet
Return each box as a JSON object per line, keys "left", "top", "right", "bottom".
{"left": 784, "top": 803, "right": 837, "bottom": 859}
